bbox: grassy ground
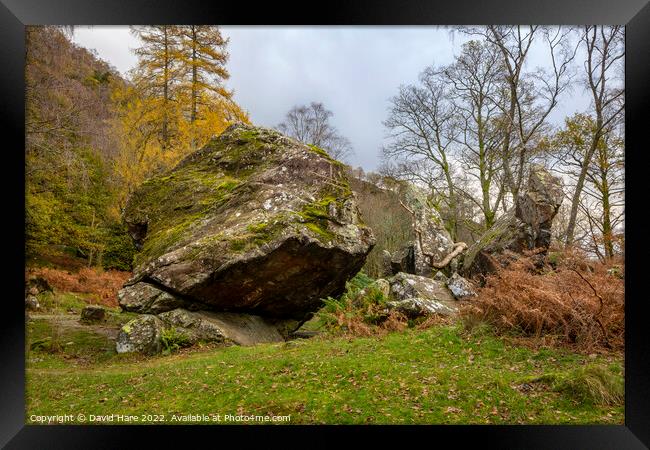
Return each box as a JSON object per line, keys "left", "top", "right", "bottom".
{"left": 26, "top": 293, "right": 623, "bottom": 425}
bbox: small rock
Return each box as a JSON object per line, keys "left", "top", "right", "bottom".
{"left": 25, "top": 295, "right": 40, "bottom": 311}
{"left": 80, "top": 305, "right": 106, "bottom": 323}
{"left": 446, "top": 272, "right": 477, "bottom": 300}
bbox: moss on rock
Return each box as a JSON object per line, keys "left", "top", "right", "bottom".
{"left": 120, "top": 124, "right": 375, "bottom": 321}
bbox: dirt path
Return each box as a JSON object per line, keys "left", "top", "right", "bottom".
{"left": 28, "top": 313, "right": 121, "bottom": 340}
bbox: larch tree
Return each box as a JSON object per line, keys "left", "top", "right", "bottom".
{"left": 177, "top": 25, "right": 233, "bottom": 149}
{"left": 113, "top": 26, "right": 250, "bottom": 208}
{"left": 130, "top": 25, "right": 184, "bottom": 152}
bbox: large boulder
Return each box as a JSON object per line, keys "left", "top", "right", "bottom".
{"left": 119, "top": 124, "right": 374, "bottom": 328}
{"left": 461, "top": 165, "right": 563, "bottom": 278}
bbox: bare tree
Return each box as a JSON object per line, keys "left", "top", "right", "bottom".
{"left": 553, "top": 112, "right": 624, "bottom": 261}
{"left": 457, "top": 26, "right": 577, "bottom": 202}
{"left": 442, "top": 40, "right": 507, "bottom": 228}
{"left": 382, "top": 67, "right": 461, "bottom": 238}
{"left": 277, "top": 102, "right": 353, "bottom": 162}
{"left": 563, "top": 25, "right": 625, "bottom": 247}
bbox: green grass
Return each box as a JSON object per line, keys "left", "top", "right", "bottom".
{"left": 26, "top": 318, "right": 623, "bottom": 425}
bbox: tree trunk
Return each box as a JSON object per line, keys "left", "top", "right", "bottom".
{"left": 565, "top": 125, "right": 602, "bottom": 247}
{"left": 162, "top": 26, "right": 169, "bottom": 151}
{"left": 601, "top": 172, "right": 614, "bottom": 259}
{"left": 191, "top": 26, "right": 198, "bottom": 150}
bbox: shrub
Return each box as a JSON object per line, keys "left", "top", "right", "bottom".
{"left": 160, "top": 327, "right": 191, "bottom": 355}
{"left": 460, "top": 250, "right": 624, "bottom": 352}
{"left": 26, "top": 266, "right": 131, "bottom": 307}
{"left": 313, "top": 271, "right": 408, "bottom": 336}
{"left": 102, "top": 224, "right": 136, "bottom": 271}
{"left": 534, "top": 364, "right": 624, "bottom": 406}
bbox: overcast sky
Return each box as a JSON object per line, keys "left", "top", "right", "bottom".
{"left": 72, "top": 26, "right": 591, "bottom": 171}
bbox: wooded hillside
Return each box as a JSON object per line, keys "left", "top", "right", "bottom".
{"left": 25, "top": 26, "right": 250, "bottom": 270}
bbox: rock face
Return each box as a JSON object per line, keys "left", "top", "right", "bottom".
{"left": 385, "top": 272, "right": 459, "bottom": 317}
{"left": 119, "top": 124, "right": 375, "bottom": 335}
{"left": 383, "top": 186, "right": 457, "bottom": 277}
{"left": 461, "top": 165, "right": 563, "bottom": 278}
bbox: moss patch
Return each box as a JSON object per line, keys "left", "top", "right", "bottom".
{"left": 125, "top": 124, "right": 361, "bottom": 266}
{"left": 229, "top": 220, "right": 286, "bottom": 253}
{"left": 307, "top": 144, "right": 344, "bottom": 166}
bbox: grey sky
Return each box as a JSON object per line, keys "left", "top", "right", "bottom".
{"left": 73, "top": 26, "right": 592, "bottom": 171}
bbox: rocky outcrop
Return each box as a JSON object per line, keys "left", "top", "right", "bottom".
{"left": 382, "top": 186, "right": 460, "bottom": 277}
{"left": 117, "top": 124, "right": 375, "bottom": 347}
{"left": 385, "top": 272, "right": 459, "bottom": 317}
{"left": 461, "top": 165, "right": 563, "bottom": 278}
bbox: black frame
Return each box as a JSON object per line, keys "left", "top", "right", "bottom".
{"left": 2, "top": 0, "right": 649, "bottom": 447}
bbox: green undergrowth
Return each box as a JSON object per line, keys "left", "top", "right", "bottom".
{"left": 310, "top": 271, "right": 395, "bottom": 331}
{"left": 160, "top": 327, "right": 193, "bottom": 355}
{"left": 26, "top": 318, "right": 623, "bottom": 425}
{"left": 529, "top": 364, "right": 624, "bottom": 406}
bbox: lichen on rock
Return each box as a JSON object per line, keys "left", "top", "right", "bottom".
{"left": 116, "top": 315, "right": 164, "bottom": 355}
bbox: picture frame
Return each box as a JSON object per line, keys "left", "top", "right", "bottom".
{"left": 2, "top": 0, "right": 648, "bottom": 447}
